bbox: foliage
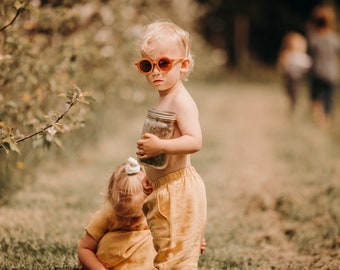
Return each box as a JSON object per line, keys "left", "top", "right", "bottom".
{"left": 196, "top": 0, "right": 329, "bottom": 65}
{"left": 0, "top": 1, "right": 96, "bottom": 202}
{"left": 1, "top": 86, "right": 95, "bottom": 154}
{"left": 0, "top": 0, "right": 219, "bottom": 202}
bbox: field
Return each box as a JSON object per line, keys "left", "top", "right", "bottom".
{"left": 1, "top": 81, "right": 340, "bottom": 269}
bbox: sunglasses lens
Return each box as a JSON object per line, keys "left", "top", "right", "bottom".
{"left": 158, "top": 58, "right": 172, "bottom": 71}
{"left": 139, "top": 60, "right": 152, "bottom": 73}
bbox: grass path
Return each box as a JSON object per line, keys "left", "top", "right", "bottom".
{"left": 1, "top": 81, "right": 340, "bottom": 269}
{"left": 196, "top": 82, "right": 299, "bottom": 268}
{"left": 195, "top": 82, "right": 340, "bottom": 269}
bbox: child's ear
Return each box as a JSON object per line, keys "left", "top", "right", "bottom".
{"left": 180, "top": 58, "right": 190, "bottom": 72}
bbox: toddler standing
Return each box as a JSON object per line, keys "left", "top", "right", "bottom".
{"left": 135, "top": 20, "right": 207, "bottom": 269}
{"left": 307, "top": 4, "right": 340, "bottom": 127}
{"left": 278, "top": 31, "right": 312, "bottom": 112}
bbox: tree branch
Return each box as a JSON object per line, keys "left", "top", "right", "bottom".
{"left": 15, "top": 100, "right": 75, "bottom": 144}
{"left": 0, "top": 8, "right": 22, "bottom": 33}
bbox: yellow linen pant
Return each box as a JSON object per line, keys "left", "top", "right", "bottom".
{"left": 143, "top": 166, "right": 207, "bottom": 270}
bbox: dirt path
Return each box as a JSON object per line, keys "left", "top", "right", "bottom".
{"left": 195, "top": 82, "right": 297, "bottom": 267}
{"left": 194, "top": 82, "right": 340, "bottom": 269}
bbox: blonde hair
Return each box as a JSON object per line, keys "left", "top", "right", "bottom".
{"left": 280, "top": 32, "right": 307, "bottom": 53}
{"left": 137, "top": 20, "right": 194, "bottom": 81}
{"left": 106, "top": 162, "right": 146, "bottom": 217}
{"left": 278, "top": 31, "right": 307, "bottom": 68}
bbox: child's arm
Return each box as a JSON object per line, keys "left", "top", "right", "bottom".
{"left": 78, "top": 232, "right": 107, "bottom": 270}
{"left": 137, "top": 98, "right": 202, "bottom": 158}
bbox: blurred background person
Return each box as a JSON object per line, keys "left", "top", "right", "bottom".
{"left": 278, "top": 31, "right": 312, "bottom": 113}
{"left": 307, "top": 4, "right": 340, "bottom": 127}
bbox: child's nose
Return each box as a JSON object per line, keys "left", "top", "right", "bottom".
{"left": 152, "top": 64, "right": 160, "bottom": 73}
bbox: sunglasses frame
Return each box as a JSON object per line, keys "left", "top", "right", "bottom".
{"left": 135, "top": 56, "right": 184, "bottom": 75}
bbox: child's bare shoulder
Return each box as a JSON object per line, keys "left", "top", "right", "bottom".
{"left": 170, "top": 90, "right": 198, "bottom": 116}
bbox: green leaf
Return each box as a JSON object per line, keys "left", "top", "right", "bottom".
{"left": 43, "top": 139, "right": 52, "bottom": 150}
{"left": 85, "top": 96, "right": 96, "bottom": 103}
{"left": 0, "top": 143, "right": 10, "bottom": 154}
{"left": 53, "top": 138, "right": 64, "bottom": 150}
{"left": 2, "top": 137, "right": 21, "bottom": 155}
{"left": 66, "top": 91, "right": 75, "bottom": 100}
{"left": 76, "top": 96, "right": 89, "bottom": 104}
{"left": 14, "top": 0, "right": 25, "bottom": 10}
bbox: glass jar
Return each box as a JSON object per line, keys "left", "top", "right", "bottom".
{"left": 139, "top": 108, "right": 176, "bottom": 169}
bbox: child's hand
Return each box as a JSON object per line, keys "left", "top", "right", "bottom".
{"left": 136, "top": 133, "right": 162, "bottom": 159}
{"left": 142, "top": 177, "right": 153, "bottom": 195}
{"left": 200, "top": 238, "right": 206, "bottom": 254}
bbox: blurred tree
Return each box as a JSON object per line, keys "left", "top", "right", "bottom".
{"left": 0, "top": 0, "right": 97, "bottom": 203}
{"left": 0, "top": 0, "right": 215, "bottom": 204}
{"left": 195, "top": 0, "right": 335, "bottom": 66}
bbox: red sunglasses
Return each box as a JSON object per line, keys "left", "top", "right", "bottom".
{"left": 135, "top": 56, "right": 184, "bottom": 74}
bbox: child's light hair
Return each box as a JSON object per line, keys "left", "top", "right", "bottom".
{"left": 107, "top": 162, "right": 146, "bottom": 217}
{"left": 277, "top": 31, "right": 310, "bottom": 73}
{"left": 281, "top": 32, "right": 307, "bottom": 53}
{"left": 137, "top": 20, "right": 194, "bottom": 81}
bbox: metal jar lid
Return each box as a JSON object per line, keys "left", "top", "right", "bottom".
{"left": 147, "top": 108, "right": 176, "bottom": 121}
